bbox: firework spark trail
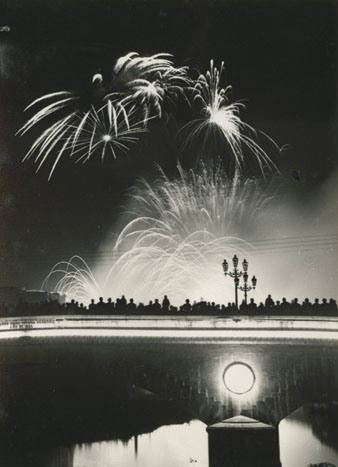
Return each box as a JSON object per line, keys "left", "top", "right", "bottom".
{"left": 68, "top": 102, "right": 147, "bottom": 164}
{"left": 110, "top": 52, "right": 191, "bottom": 95}
{"left": 99, "top": 164, "right": 277, "bottom": 304}
{"left": 18, "top": 52, "right": 191, "bottom": 177}
{"left": 42, "top": 256, "right": 103, "bottom": 304}
{"left": 181, "top": 60, "right": 280, "bottom": 175}
{"left": 17, "top": 94, "right": 147, "bottom": 179}
{"left": 44, "top": 164, "right": 277, "bottom": 305}
{"left": 107, "top": 52, "right": 192, "bottom": 122}
{"left": 18, "top": 53, "right": 282, "bottom": 179}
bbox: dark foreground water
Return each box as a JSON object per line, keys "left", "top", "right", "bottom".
{"left": 0, "top": 340, "right": 337, "bottom": 467}
{"left": 1, "top": 408, "right": 338, "bottom": 467}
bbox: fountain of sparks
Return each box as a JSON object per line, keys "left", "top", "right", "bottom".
{"left": 43, "top": 163, "right": 278, "bottom": 305}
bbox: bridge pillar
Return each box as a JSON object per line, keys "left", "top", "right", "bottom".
{"left": 207, "top": 415, "right": 281, "bottom": 467}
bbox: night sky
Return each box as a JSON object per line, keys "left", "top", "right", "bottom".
{"left": 0, "top": 0, "right": 337, "bottom": 299}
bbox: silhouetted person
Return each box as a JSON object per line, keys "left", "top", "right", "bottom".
{"left": 146, "top": 300, "right": 154, "bottom": 314}
{"left": 153, "top": 298, "right": 161, "bottom": 312}
{"left": 302, "top": 298, "right": 311, "bottom": 307}
{"left": 137, "top": 303, "right": 145, "bottom": 313}
{"left": 329, "top": 298, "right": 338, "bottom": 315}
{"left": 257, "top": 302, "right": 265, "bottom": 313}
{"left": 239, "top": 300, "right": 247, "bottom": 313}
{"left": 127, "top": 298, "right": 137, "bottom": 313}
{"left": 162, "top": 295, "right": 170, "bottom": 311}
{"left": 247, "top": 298, "right": 257, "bottom": 312}
{"left": 67, "top": 299, "right": 78, "bottom": 315}
{"left": 280, "top": 297, "right": 289, "bottom": 309}
{"left": 170, "top": 304, "right": 178, "bottom": 313}
{"left": 181, "top": 299, "right": 192, "bottom": 314}
{"left": 313, "top": 298, "right": 320, "bottom": 314}
{"left": 320, "top": 298, "right": 329, "bottom": 314}
{"left": 96, "top": 297, "right": 106, "bottom": 314}
{"left": 225, "top": 302, "right": 236, "bottom": 313}
{"left": 265, "top": 295, "right": 274, "bottom": 308}
{"left": 291, "top": 298, "right": 301, "bottom": 314}
{"left": 107, "top": 298, "right": 115, "bottom": 314}
{"left": 88, "top": 299, "right": 95, "bottom": 314}
{"left": 120, "top": 295, "right": 127, "bottom": 311}
{"left": 114, "top": 298, "right": 121, "bottom": 312}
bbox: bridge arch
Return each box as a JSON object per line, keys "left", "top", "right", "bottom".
{"left": 129, "top": 343, "right": 338, "bottom": 426}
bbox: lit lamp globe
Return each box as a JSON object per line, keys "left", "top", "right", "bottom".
{"left": 223, "top": 362, "right": 255, "bottom": 395}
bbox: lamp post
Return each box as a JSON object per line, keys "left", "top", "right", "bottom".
{"left": 222, "top": 255, "right": 242, "bottom": 309}
{"left": 222, "top": 256, "right": 257, "bottom": 309}
{"left": 239, "top": 272, "right": 257, "bottom": 305}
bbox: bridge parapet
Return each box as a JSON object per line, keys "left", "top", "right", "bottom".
{"left": 1, "top": 315, "right": 338, "bottom": 344}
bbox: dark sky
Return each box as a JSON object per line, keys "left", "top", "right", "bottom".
{"left": 0, "top": 0, "right": 337, "bottom": 290}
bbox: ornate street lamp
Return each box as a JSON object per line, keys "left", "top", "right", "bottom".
{"left": 239, "top": 272, "right": 257, "bottom": 305}
{"left": 222, "top": 255, "right": 243, "bottom": 309}
{"left": 222, "top": 256, "right": 257, "bottom": 309}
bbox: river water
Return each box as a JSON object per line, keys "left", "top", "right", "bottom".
{"left": 1, "top": 408, "right": 338, "bottom": 467}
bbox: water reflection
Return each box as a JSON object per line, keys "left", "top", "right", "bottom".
{"left": 74, "top": 421, "right": 208, "bottom": 467}
{"left": 0, "top": 446, "right": 75, "bottom": 467}
{"left": 1, "top": 414, "right": 337, "bottom": 467}
{"left": 280, "top": 406, "right": 338, "bottom": 467}
{"left": 0, "top": 421, "right": 208, "bottom": 467}
{"left": 2, "top": 409, "right": 338, "bottom": 467}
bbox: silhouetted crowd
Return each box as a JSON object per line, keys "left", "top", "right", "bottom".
{"left": 0, "top": 294, "right": 337, "bottom": 318}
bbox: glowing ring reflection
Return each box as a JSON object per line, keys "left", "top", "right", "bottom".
{"left": 223, "top": 362, "right": 256, "bottom": 395}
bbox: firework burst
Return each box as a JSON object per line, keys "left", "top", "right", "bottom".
{"left": 101, "top": 163, "right": 275, "bottom": 304}
{"left": 44, "top": 163, "right": 277, "bottom": 305}
{"left": 107, "top": 52, "right": 192, "bottom": 122}
{"left": 181, "top": 60, "right": 280, "bottom": 175}
{"left": 18, "top": 52, "right": 191, "bottom": 177}
{"left": 110, "top": 52, "right": 190, "bottom": 94}
{"left": 18, "top": 94, "right": 146, "bottom": 179}
{"left": 42, "top": 256, "right": 102, "bottom": 304}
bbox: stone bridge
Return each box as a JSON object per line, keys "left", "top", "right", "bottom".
{"left": 129, "top": 338, "right": 338, "bottom": 425}
{"left": 0, "top": 314, "right": 337, "bottom": 426}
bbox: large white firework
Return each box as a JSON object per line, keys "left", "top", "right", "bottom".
{"left": 18, "top": 52, "right": 191, "bottom": 177}
{"left": 107, "top": 52, "right": 192, "bottom": 122}
{"left": 102, "top": 164, "right": 274, "bottom": 304}
{"left": 182, "top": 60, "right": 280, "bottom": 175}
{"left": 18, "top": 93, "right": 146, "bottom": 179}
{"left": 44, "top": 164, "right": 277, "bottom": 305}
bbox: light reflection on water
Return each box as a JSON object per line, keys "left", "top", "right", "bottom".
{"left": 279, "top": 416, "right": 338, "bottom": 467}
{"left": 73, "top": 421, "right": 208, "bottom": 467}
{"left": 1, "top": 413, "right": 338, "bottom": 467}
{"left": 71, "top": 416, "right": 338, "bottom": 467}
